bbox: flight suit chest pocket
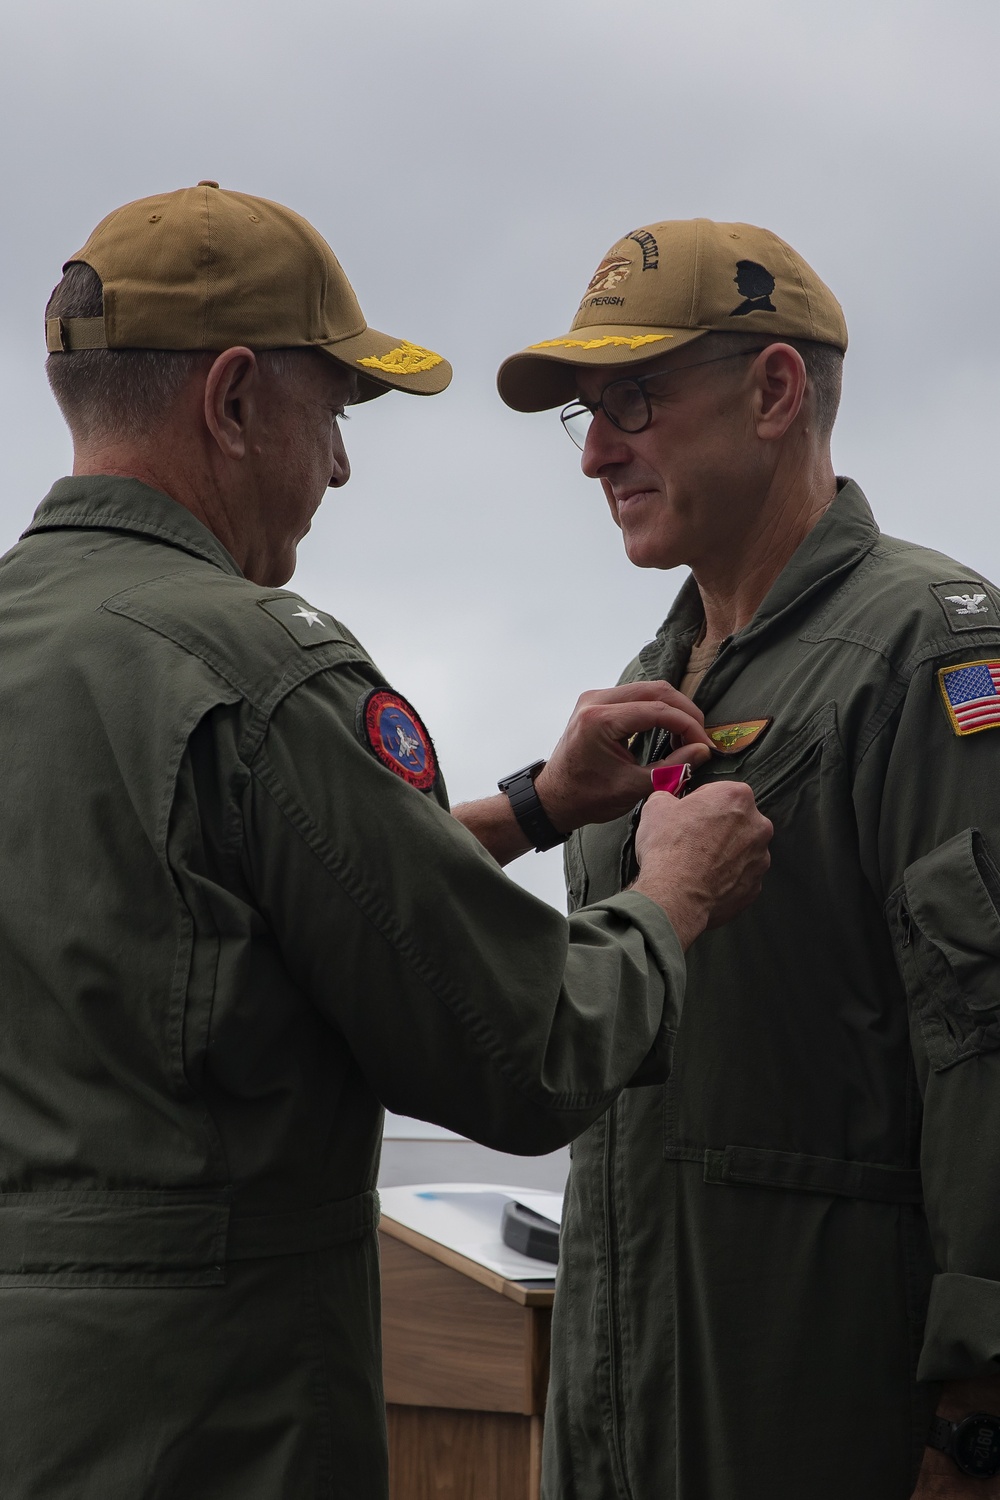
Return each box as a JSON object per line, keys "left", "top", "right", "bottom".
{"left": 698, "top": 701, "right": 838, "bottom": 813}
{"left": 891, "top": 828, "right": 1000, "bottom": 1071}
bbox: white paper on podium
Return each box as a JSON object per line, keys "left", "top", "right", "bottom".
{"left": 378, "top": 1182, "right": 563, "bottom": 1280}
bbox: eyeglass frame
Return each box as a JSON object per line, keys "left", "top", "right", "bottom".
{"left": 559, "top": 346, "right": 770, "bottom": 449}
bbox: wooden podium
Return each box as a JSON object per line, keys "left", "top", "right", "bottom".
{"left": 379, "top": 1215, "right": 555, "bottom": 1500}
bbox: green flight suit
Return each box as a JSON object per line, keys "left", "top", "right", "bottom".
{"left": 0, "top": 475, "right": 685, "bottom": 1500}
{"left": 545, "top": 479, "right": 1000, "bottom": 1500}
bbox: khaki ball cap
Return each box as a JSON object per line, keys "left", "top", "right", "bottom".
{"left": 497, "top": 218, "right": 846, "bottom": 412}
{"left": 46, "top": 182, "right": 452, "bottom": 403}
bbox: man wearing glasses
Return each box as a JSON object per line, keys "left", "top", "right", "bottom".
{"left": 498, "top": 218, "right": 1000, "bottom": 1499}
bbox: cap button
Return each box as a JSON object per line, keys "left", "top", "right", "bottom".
{"left": 198, "top": 180, "right": 220, "bottom": 188}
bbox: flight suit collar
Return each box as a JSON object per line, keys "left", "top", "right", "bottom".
{"left": 641, "top": 478, "right": 880, "bottom": 712}
{"left": 24, "top": 475, "right": 245, "bottom": 578}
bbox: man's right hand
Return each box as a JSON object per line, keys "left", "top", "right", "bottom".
{"left": 452, "top": 680, "right": 711, "bottom": 867}
{"left": 633, "top": 782, "right": 772, "bottom": 949}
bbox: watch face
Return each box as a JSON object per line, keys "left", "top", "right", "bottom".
{"left": 954, "top": 1413, "right": 1000, "bottom": 1477}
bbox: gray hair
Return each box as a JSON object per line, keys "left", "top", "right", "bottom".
{"left": 694, "top": 329, "right": 844, "bottom": 436}
{"left": 45, "top": 262, "right": 313, "bottom": 443}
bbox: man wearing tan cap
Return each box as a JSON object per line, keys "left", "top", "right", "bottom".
{"left": 499, "top": 218, "right": 1000, "bottom": 1499}
{"left": 0, "top": 187, "right": 772, "bottom": 1498}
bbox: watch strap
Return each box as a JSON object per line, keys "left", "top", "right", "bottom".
{"left": 928, "top": 1416, "right": 955, "bottom": 1454}
{"left": 498, "top": 760, "right": 568, "bottom": 853}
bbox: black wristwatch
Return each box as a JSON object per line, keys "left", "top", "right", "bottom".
{"left": 497, "top": 759, "right": 569, "bottom": 853}
{"left": 928, "top": 1412, "right": 1000, "bottom": 1477}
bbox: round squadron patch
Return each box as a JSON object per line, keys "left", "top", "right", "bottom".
{"left": 358, "top": 689, "right": 438, "bottom": 791}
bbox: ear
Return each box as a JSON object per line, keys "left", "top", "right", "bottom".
{"left": 750, "top": 344, "right": 807, "bottom": 442}
{"left": 204, "top": 347, "right": 258, "bottom": 460}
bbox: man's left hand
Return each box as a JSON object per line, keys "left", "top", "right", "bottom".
{"left": 912, "top": 1447, "right": 1000, "bottom": 1498}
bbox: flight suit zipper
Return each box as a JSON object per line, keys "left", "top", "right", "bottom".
{"left": 607, "top": 631, "right": 738, "bottom": 1491}
{"left": 649, "top": 635, "right": 733, "bottom": 763}
{"left": 603, "top": 1101, "right": 635, "bottom": 1500}
{"left": 621, "top": 637, "right": 737, "bottom": 889}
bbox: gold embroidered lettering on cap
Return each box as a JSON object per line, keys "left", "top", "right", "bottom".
{"left": 528, "top": 334, "right": 672, "bottom": 352}
{"left": 357, "top": 340, "right": 443, "bottom": 375}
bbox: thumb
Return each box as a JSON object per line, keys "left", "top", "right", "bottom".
{"left": 650, "top": 742, "right": 711, "bottom": 772}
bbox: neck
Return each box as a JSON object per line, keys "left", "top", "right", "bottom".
{"left": 693, "top": 448, "right": 837, "bottom": 646}
{"left": 72, "top": 440, "right": 248, "bottom": 572}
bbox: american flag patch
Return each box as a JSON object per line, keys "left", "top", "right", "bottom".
{"left": 938, "top": 660, "right": 1000, "bottom": 735}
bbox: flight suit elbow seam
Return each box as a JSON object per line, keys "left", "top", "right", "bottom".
{"left": 250, "top": 762, "right": 619, "bottom": 1113}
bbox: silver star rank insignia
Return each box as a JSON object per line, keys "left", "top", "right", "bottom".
{"left": 258, "top": 596, "right": 347, "bottom": 647}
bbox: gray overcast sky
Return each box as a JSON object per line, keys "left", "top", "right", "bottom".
{"left": 1, "top": 0, "right": 996, "bottom": 907}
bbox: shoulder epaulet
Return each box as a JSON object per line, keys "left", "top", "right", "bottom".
{"left": 102, "top": 568, "right": 370, "bottom": 708}
{"left": 807, "top": 537, "right": 1000, "bottom": 666}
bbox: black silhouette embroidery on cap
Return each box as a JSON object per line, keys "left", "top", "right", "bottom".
{"left": 730, "top": 260, "right": 776, "bottom": 316}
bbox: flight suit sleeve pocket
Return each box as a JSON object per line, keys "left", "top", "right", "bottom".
{"left": 893, "top": 828, "right": 1000, "bottom": 1071}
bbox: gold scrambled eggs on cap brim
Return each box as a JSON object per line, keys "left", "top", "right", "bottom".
{"left": 497, "top": 324, "right": 708, "bottom": 413}
{"left": 55, "top": 183, "right": 453, "bottom": 405}
{"left": 320, "top": 326, "right": 452, "bottom": 403}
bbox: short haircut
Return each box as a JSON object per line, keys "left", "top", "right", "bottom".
{"left": 45, "top": 263, "right": 205, "bottom": 442}
{"left": 45, "top": 262, "right": 318, "bottom": 443}
{"left": 694, "top": 329, "right": 844, "bottom": 436}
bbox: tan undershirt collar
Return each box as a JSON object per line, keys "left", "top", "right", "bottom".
{"left": 678, "top": 627, "right": 720, "bottom": 701}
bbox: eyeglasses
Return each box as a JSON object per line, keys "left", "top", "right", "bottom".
{"left": 559, "top": 348, "right": 768, "bottom": 450}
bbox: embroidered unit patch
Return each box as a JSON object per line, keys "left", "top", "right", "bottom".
{"left": 357, "top": 341, "right": 443, "bottom": 375}
{"left": 931, "top": 581, "right": 994, "bottom": 632}
{"left": 359, "top": 689, "right": 438, "bottom": 790}
{"left": 707, "top": 719, "right": 772, "bottom": 756}
{"left": 585, "top": 256, "right": 633, "bottom": 294}
{"left": 937, "top": 661, "right": 1000, "bottom": 736}
{"left": 528, "top": 333, "right": 673, "bottom": 352}
{"left": 258, "top": 596, "right": 346, "bottom": 647}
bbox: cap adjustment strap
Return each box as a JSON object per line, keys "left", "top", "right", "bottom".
{"left": 45, "top": 317, "right": 108, "bottom": 353}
